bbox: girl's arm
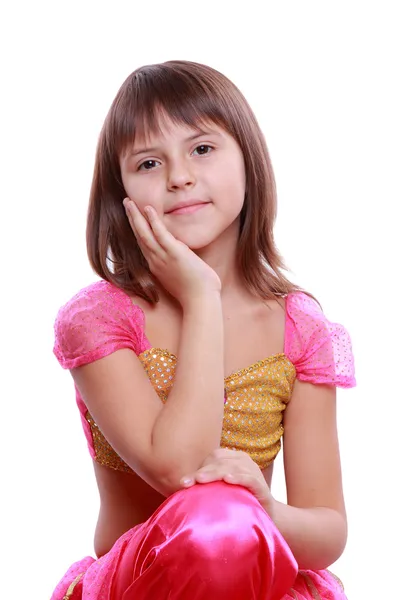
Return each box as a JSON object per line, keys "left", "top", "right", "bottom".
{"left": 71, "top": 291, "right": 225, "bottom": 498}
{"left": 267, "top": 379, "right": 347, "bottom": 570}
{"left": 70, "top": 202, "right": 225, "bottom": 497}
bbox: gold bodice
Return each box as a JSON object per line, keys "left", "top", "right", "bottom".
{"left": 86, "top": 348, "right": 296, "bottom": 473}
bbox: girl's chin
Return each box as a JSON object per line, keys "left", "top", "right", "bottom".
{"left": 168, "top": 215, "right": 240, "bottom": 250}
{"left": 172, "top": 229, "right": 217, "bottom": 250}
{"left": 179, "top": 239, "right": 212, "bottom": 251}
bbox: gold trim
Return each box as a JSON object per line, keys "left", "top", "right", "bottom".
{"left": 138, "top": 347, "right": 294, "bottom": 382}
{"left": 298, "top": 571, "right": 321, "bottom": 600}
{"left": 86, "top": 411, "right": 133, "bottom": 473}
{"left": 139, "top": 347, "right": 177, "bottom": 361}
{"left": 62, "top": 573, "right": 84, "bottom": 600}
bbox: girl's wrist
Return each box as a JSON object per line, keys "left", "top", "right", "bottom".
{"left": 261, "top": 494, "right": 278, "bottom": 520}
{"left": 181, "top": 291, "right": 222, "bottom": 313}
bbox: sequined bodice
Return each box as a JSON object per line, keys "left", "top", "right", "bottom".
{"left": 87, "top": 348, "right": 297, "bottom": 473}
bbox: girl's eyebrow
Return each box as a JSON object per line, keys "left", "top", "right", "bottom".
{"left": 129, "top": 127, "right": 222, "bottom": 157}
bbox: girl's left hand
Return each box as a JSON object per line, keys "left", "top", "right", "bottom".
{"left": 180, "top": 448, "right": 275, "bottom": 513}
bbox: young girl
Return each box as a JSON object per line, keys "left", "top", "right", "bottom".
{"left": 51, "top": 60, "right": 356, "bottom": 599}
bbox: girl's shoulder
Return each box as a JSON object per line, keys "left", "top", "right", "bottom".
{"left": 53, "top": 279, "right": 148, "bottom": 370}
{"left": 55, "top": 279, "right": 140, "bottom": 315}
{"left": 284, "top": 291, "right": 356, "bottom": 389}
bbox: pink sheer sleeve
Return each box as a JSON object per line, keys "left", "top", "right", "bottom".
{"left": 53, "top": 280, "right": 149, "bottom": 369}
{"left": 284, "top": 292, "right": 356, "bottom": 388}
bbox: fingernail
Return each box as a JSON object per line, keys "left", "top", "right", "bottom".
{"left": 181, "top": 477, "right": 193, "bottom": 486}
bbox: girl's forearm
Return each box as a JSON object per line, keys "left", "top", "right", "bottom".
{"left": 266, "top": 499, "right": 347, "bottom": 570}
{"left": 151, "top": 293, "right": 225, "bottom": 487}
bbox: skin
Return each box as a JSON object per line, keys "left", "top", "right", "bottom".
{"left": 75, "top": 115, "right": 347, "bottom": 570}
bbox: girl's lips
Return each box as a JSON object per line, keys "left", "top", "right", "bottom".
{"left": 166, "top": 202, "right": 210, "bottom": 215}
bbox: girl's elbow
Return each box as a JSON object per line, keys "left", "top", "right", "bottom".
{"left": 149, "top": 458, "right": 200, "bottom": 497}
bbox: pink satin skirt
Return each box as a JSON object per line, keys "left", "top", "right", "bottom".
{"left": 51, "top": 482, "right": 346, "bottom": 599}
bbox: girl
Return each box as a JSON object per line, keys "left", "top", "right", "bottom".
{"left": 51, "top": 60, "right": 356, "bottom": 599}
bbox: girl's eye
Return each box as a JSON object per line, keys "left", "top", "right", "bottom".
{"left": 138, "top": 159, "right": 160, "bottom": 171}
{"left": 137, "top": 145, "right": 212, "bottom": 171}
{"left": 193, "top": 144, "right": 213, "bottom": 156}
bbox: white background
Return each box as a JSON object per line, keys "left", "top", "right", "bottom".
{"left": 1, "top": 1, "right": 399, "bottom": 598}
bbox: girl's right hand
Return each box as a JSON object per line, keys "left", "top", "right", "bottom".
{"left": 123, "top": 198, "right": 221, "bottom": 306}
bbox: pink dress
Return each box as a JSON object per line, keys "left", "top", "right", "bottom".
{"left": 51, "top": 280, "right": 356, "bottom": 599}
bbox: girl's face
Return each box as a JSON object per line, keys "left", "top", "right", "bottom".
{"left": 120, "top": 115, "right": 246, "bottom": 249}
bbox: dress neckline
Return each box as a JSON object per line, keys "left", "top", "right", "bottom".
{"left": 138, "top": 347, "right": 293, "bottom": 383}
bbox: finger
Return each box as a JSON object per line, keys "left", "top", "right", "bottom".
{"left": 180, "top": 472, "right": 227, "bottom": 487}
{"left": 180, "top": 477, "right": 196, "bottom": 488}
{"left": 201, "top": 454, "right": 247, "bottom": 471}
{"left": 191, "top": 463, "right": 227, "bottom": 476}
{"left": 123, "top": 197, "right": 142, "bottom": 224}
{"left": 223, "top": 473, "right": 270, "bottom": 502}
{"left": 223, "top": 472, "right": 255, "bottom": 486}
{"left": 195, "top": 472, "right": 226, "bottom": 484}
{"left": 124, "top": 200, "right": 161, "bottom": 255}
{"left": 144, "top": 206, "right": 183, "bottom": 254}
{"left": 193, "top": 465, "right": 238, "bottom": 484}
{"left": 124, "top": 198, "right": 149, "bottom": 234}
{"left": 123, "top": 207, "right": 142, "bottom": 249}
{"left": 179, "top": 465, "right": 224, "bottom": 487}
{"left": 205, "top": 448, "right": 241, "bottom": 464}
{"left": 124, "top": 198, "right": 145, "bottom": 236}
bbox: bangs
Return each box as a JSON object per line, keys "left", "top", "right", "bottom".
{"left": 104, "top": 63, "right": 236, "bottom": 158}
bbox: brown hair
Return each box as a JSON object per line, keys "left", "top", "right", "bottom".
{"left": 87, "top": 60, "right": 305, "bottom": 303}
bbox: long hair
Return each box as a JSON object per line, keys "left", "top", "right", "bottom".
{"left": 87, "top": 60, "right": 304, "bottom": 303}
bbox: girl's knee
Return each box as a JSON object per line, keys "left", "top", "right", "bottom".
{"left": 167, "top": 482, "right": 273, "bottom": 560}
{"left": 151, "top": 482, "right": 297, "bottom": 596}
{"left": 174, "top": 480, "right": 261, "bottom": 514}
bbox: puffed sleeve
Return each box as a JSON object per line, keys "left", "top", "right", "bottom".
{"left": 284, "top": 292, "right": 356, "bottom": 388}
{"left": 53, "top": 280, "right": 147, "bottom": 369}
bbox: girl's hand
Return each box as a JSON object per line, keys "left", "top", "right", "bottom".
{"left": 123, "top": 198, "right": 221, "bottom": 307}
{"left": 180, "top": 448, "right": 275, "bottom": 513}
